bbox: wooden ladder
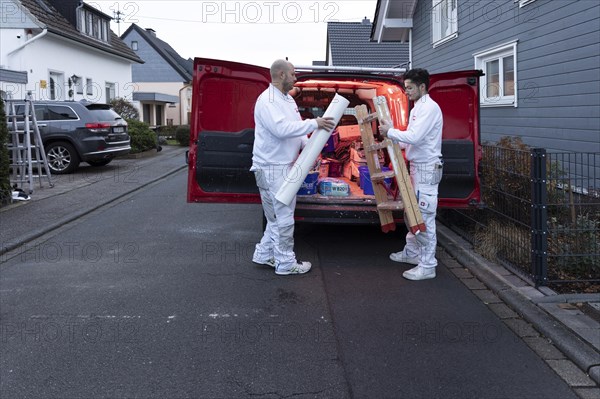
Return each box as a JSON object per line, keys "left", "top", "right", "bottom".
{"left": 355, "top": 98, "right": 426, "bottom": 235}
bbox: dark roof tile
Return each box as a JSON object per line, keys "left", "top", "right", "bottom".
{"left": 19, "top": 0, "right": 143, "bottom": 63}
{"left": 327, "top": 22, "right": 409, "bottom": 68}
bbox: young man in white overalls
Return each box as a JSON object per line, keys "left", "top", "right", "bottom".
{"left": 379, "top": 68, "right": 444, "bottom": 281}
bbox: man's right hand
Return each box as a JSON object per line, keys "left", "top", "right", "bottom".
{"left": 379, "top": 120, "right": 392, "bottom": 138}
{"left": 316, "top": 116, "right": 335, "bottom": 131}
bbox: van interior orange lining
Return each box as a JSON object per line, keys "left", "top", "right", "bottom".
{"left": 295, "top": 80, "right": 379, "bottom": 90}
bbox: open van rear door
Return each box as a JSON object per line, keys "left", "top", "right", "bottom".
{"left": 430, "top": 70, "right": 483, "bottom": 208}
{"left": 187, "top": 58, "right": 269, "bottom": 203}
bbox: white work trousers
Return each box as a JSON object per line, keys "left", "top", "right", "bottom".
{"left": 403, "top": 161, "right": 443, "bottom": 268}
{"left": 252, "top": 165, "right": 298, "bottom": 269}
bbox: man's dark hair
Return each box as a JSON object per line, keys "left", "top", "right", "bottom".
{"left": 403, "top": 68, "right": 430, "bottom": 91}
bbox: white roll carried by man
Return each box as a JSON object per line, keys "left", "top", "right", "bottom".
{"left": 275, "top": 93, "right": 350, "bottom": 206}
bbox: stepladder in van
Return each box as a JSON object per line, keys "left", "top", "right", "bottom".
{"left": 354, "top": 96, "right": 426, "bottom": 235}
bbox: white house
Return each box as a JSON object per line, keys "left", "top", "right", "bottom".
{"left": 0, "top": 0, "right": 143, "bottom": 102}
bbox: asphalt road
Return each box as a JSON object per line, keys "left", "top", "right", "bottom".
{"left": 0, "top": 170, "right": 579, "bottom": 398}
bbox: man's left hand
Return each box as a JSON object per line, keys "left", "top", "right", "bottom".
{"left": 316, "top": 117, "right": 335, "bottom": 131}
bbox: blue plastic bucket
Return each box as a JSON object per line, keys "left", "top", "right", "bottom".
{"left": 360, "top": 166, "right": 391, "bottom": 195}
{"left": 323, "top": 131, "right": 339, "bottom": 153}
{"left": 358, "top": 166, "right": 369, "bottom": 189}
{"left": 297, "top": 172, "right": 319, "bottom": 195}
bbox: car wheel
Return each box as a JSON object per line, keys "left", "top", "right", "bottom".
{"left": 45, "top": 141, "right": 80, "bottom": 174}
{"left": 87, "top": 159, "right": 112, "bottom": 167}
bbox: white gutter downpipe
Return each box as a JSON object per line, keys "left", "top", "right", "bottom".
{"left": 409, "top": 28, "right": 413, "bottom": 68}
{"left": 76, "top": 1, "right": 85, "bottom": 30}
{"left": 7, "top": 29, "right": 49, "bottom": 57}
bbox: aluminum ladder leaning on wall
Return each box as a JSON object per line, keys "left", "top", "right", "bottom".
{"left": 5, "top": 94, "right": 53, "bottom": 194}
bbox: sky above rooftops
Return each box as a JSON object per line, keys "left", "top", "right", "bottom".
{"left": 92, "top": 0, "right": 377, "bottom": 68}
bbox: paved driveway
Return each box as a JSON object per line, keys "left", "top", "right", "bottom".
{"left": 0, "top": 170, "right": 579, "bottom": 398}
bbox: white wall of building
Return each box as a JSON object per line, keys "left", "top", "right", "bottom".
{"left": 0, "top": 27, "right": 34, "bottom": 98}
{"left": 1, "top": 31, "right": 27, "bottom": 64}
{"left": 3, "top": 31, "right": 134, "bottom": 103}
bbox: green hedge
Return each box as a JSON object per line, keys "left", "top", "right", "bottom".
{"left": 0, "top": 98, "right": 11, "bottom": 205}
{"left": 175, "top": 125, "right": 190, "bottom": 146}
{"left": 127, "top": 119, "right": 157, "bottom": 154}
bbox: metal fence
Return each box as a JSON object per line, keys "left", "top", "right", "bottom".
{"left": 440, "top": 142, "right": 599, "bottom": 289}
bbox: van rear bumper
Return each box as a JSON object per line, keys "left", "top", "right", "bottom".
{"left": 294, "top": 203, "right": 403, "bottom": 225}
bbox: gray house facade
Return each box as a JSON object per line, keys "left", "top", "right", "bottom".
{"left": 372, "top": 0, "right": 599, "bottom": 154}
{"left": 121, "top": 25, "right": 193, "bottom": 126}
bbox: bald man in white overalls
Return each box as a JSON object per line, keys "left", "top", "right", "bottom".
{"left": 251, "top": 59, "right": 334, "bottom": 275}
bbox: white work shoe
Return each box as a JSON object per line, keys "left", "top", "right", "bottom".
{"left": 402, "top": 265, "right": 436, "bottom": 281}
{"left": 252, "top": 257, "right": 276, "bottom": 268}
{"left": 389, "top": 251, "right": 420, "bottom": 265}
{"left": 275, "top": 261, "right": 312, "bottom": 276}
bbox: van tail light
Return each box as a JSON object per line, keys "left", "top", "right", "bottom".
{"left": 85, "top": 122, "right": 111, "bottom": 132}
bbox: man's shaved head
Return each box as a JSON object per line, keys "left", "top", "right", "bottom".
{"left": 269, "top": 59, "right": 297, "bottom": 93}
{"left": 270, "top": 59, "right": 293, "bottom": 80}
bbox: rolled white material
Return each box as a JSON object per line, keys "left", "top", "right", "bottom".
{"left": 275, "top": 93, "right": 350, "bottom": 206}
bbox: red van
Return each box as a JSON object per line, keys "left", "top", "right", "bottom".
{"left": 187, "top": 58, "right": 482, "bottom": 226}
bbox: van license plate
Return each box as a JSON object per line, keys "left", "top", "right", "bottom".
{"left": 113, "top": 127, "right": 125, "bottom": 133}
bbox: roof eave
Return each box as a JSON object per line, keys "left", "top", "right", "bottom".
{"left": 371, "top": 0, "right": 417, "bottom": 43}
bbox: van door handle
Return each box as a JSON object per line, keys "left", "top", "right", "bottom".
{"left": 37, "top": 123, "right": 47, "bottom": 127}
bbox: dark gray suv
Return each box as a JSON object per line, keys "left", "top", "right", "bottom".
{"left": 14, "top": 100, "right": 131, "bottom": 174}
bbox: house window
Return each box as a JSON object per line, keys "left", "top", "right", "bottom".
{"left": 78, "top": 8, "right": 109, "bottom": 42}
{"left": 75, "top": 78, "right": 83, "bottom": 94}
{"left": 432, "top": 0, "right": 458, "bottom": 47}
{"left": 103, "top": 21, "right": 109, "bottom": 41}
{"left": 131, "top": 41, "right": 138, "bottom": 51}
{"left": 474, "top": 41, "right": 518, "bottom": 107}
{"left": 100, "top": 20, "right": 106, "bottom": 41}
{"left": 86, "top": 78, "right": 94, "bottom": 96}
{"left": 105, "top": 82, "right": 116, "bottom": 102}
